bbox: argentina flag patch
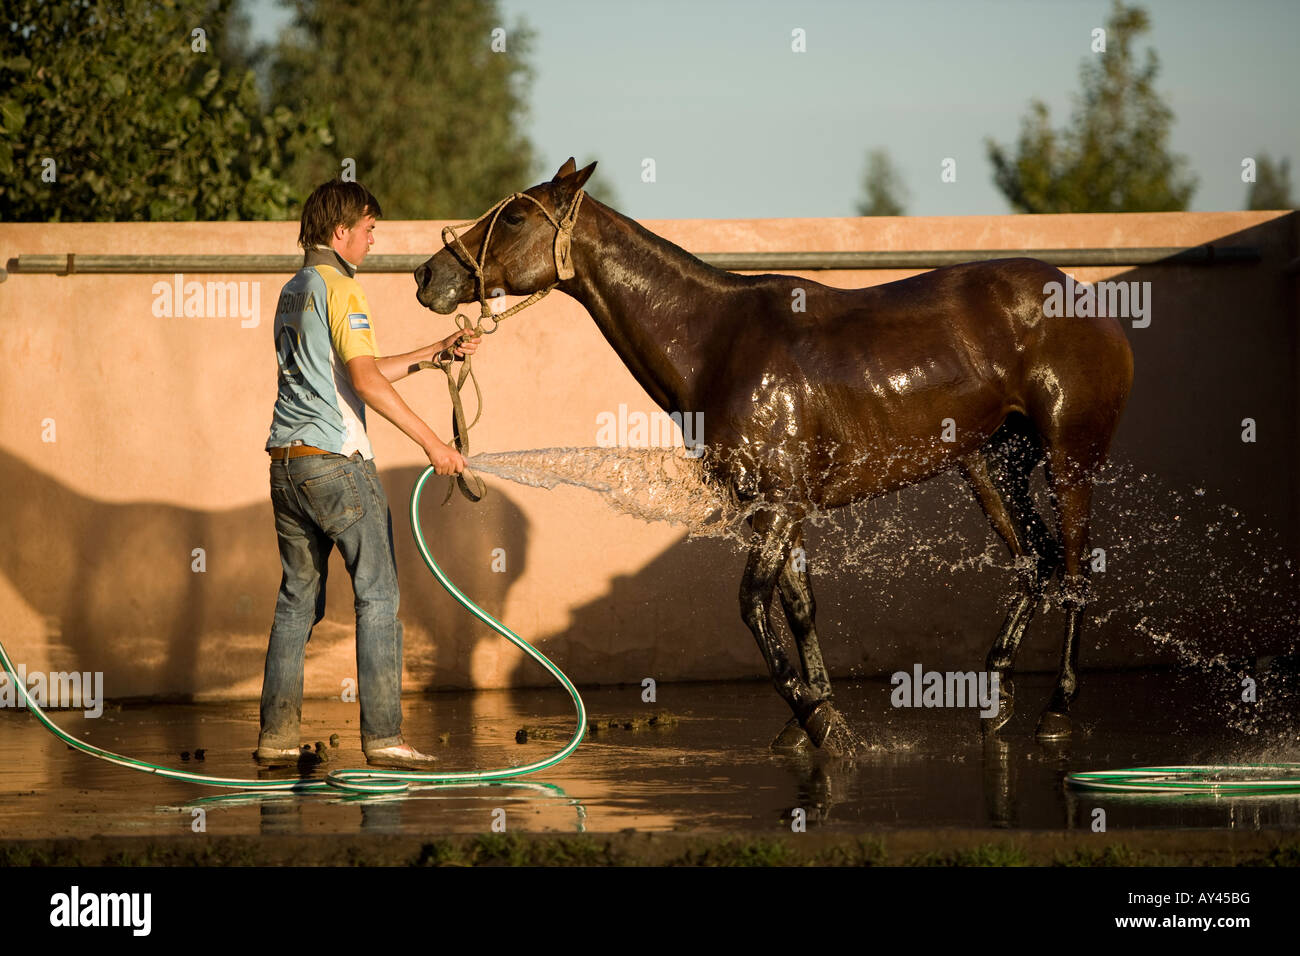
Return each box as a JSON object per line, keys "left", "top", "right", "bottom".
{"left": 347, "top": 313, "right": 371, "bottom": 330}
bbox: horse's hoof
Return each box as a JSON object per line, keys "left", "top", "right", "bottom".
{"left": 1034, "top": 710, "right": 1072, "bottom": 739}
{"left": 770, "top": 717, "right": 812, "bottom": 753}
{"left": 804, "top": 703, "right": 867, "bottom": 757}
{"left": 821, "top": 720, "right": 869, "bottom": 757}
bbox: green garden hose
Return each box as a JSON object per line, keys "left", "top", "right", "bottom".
{"left": 1067, "top": 764, "right": 1300, "bottom": 795}
{"left": 0, "top": 465, "right": 586, "bottom": 795}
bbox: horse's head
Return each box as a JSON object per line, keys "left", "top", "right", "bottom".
{"left": 414, "top": 157, "right": 596, "bottom": 315}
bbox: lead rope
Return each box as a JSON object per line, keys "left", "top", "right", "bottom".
{"left": 423, "top": 188, "right": 586, "bottom": 504}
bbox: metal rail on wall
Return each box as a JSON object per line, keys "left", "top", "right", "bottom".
{"left": 0, "top": 245, "right": 1265, "bottom": 280}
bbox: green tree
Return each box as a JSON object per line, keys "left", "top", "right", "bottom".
{"left": 1246, "top": 153, "right": 1294, "bottom": 209}
{"left": 856, "top": 148, "right": 908, "bottom": 216}
{"left": 986, "top": 1, "right": 1196, "bottom": 213}
{"left": 270, "top": 0, "right": 537, "bottom": 219}
{"left": 0, "top": 0, "right": 327, "bottom": 221}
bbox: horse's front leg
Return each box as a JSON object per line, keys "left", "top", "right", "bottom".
{"left": 741, "top": 509, "right": 865, "bottom": 756}
{"left": 779, "top": 523, "right": 832, "bottom": 699}
{"left": 769, "top": 524, "right": 835, "bottom": 752}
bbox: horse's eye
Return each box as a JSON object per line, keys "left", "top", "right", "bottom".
{"left": 505, "top": 210, "right": 525, "bottom": 226}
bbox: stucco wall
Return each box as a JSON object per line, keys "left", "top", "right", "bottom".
{"left": 1, "top": 210, "right": 1295, "bottom": 701}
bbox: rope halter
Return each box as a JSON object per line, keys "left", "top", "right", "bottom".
{"left": 419, "top": 186, "right": 586, "bottom": 503}
{"left": 439, "top": 186, "right": 586, "bottom": 335}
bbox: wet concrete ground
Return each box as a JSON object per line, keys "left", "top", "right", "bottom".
{"left": 1, "top": 670, "right": 1298, "bottom": 839}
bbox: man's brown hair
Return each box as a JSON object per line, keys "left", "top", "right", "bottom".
{"left": 298, "top": 180, "right": 383, "bottom": 250}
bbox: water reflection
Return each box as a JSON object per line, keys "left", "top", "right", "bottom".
{"left": 3, "top": 674, "right": 1297, "bottom": 837}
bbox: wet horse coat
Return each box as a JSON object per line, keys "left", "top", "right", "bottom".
{"left": 416, "top": 159, "right": 1134, "bottom": 754}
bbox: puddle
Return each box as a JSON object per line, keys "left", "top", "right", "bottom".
{"left": 1, "top": 671, "right": 1296, "bottom": 836}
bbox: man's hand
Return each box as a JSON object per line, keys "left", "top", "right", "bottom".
{"left": 440, "top": 330, "right": 483, "bottom": 360}
{"left": 425, "top": 440, "right": 467, "bottom": 476}
{"left": 375, "top": 333, "right": 485, "bottom": 383}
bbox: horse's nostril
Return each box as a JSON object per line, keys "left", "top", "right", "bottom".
{"left": 414, "top": 265, "right": 430, "bottom": 288}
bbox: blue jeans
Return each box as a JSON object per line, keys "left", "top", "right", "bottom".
{"left": 260, "top": 451, "right": 404, "bottom": 751}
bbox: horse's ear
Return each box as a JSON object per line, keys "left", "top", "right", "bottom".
{"left": 571, "top": 161, "right": 596, "bottom": 190}
{"left": 552, "top": 157, "right": 577, "bottom": 181}
{"left": 552, "top": 161, "right": 597, "bottom": 210}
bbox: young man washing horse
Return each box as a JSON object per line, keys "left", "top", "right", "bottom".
{"left": 259, "top": 179, "right": 482, "bottom": 770}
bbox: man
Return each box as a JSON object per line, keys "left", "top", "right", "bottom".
{"left": 258, "top": 179, "right": 480, "bottom": 770}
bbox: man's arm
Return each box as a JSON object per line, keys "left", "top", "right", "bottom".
{"left": 373, "top": 344, "right": 441, "bottom": 383}
{"left": 373, "top": 331, "right": 483, "bottom": 383}
{"left": 345, "top": 355, "right": 465, "bottom": 475}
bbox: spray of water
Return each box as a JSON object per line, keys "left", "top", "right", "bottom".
{"left": 468, "top": 446, "right": 1298, "bottom": 739}
{"left": 468, "top": 447, "right": 731, "bottom": 531}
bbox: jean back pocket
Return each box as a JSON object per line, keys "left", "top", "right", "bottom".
{"left": 299, "top": 467, "right": 365, "bottom": 537}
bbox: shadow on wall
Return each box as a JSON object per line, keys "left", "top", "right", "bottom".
{"left": 0, "top": 449, "right": 529, "bottom": 699}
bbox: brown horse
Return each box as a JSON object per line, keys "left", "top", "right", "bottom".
{"left": 415, "top": 158, "right": 1134, "bottom": 756}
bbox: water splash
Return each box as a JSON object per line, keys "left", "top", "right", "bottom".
{"left": 470, "top": 446, "right": 1298, "bottom": 737}
{"left": 467, "top": 443, "right": 1004, "bottom": 575}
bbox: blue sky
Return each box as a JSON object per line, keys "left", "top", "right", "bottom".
{"left": 245, "top": 0, "right": 1299, "bottom": 218}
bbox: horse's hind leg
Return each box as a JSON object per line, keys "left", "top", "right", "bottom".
{"left": 742, "top": 509, "right": 864, "bottom": 756}
{"left": 1027, "top": 311, "right": 1132, "bottom": 738}
{"left": 1034, "top": 396, "right": 1127, "bottom": 737}
{"left": 1035, "top": 458, "right": 1097, "bottom": 739}
{"left": 770, "top": 524, "right": 832, "bottom": 752}
{"left": 961, "top": 417, "right": 1061, "bottom": 734}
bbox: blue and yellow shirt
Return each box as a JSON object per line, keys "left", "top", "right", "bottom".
{"left": 265, "top": 247, "right": 380, "bottom": 459}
